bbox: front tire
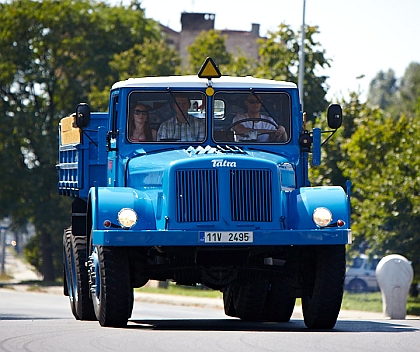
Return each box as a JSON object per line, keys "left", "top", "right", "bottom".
{"left": 90, "top": 245, "right": 133, "bottom": 327}
{"left": 302, "top": 245, "right": 346, "bottom": 329}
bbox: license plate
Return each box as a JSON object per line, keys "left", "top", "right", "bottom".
{"left": 200, "top": 231, "right": 253, "bottom": 243}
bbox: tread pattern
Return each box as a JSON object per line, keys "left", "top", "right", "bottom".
{"left": 235, "top": 280, "right": 269, "bottom": 321}
{"left": 63, "top": 228, "right": 78, "bottom": 319}
{"left": 93, "top": 246, "right": 133, "bottom": 327}
{"left": 223, "top": 284, "right": 237, "bottom": 317}
{"left": 302, "top": 245, "right": 346, "bottom": 329}
{"left": 70, "top": 234, "right": 96, "bottom": 321}
{"left": 262, "top": 280, "right": 296, "bottom": 322}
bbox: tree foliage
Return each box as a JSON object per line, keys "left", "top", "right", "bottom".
{"left": 310, "top": 91, "right": 367, "bottom": 189}
{"left": 3, "top": 0, "right": 418, "bottom": 282}
{"left": 256, "top": 24, "right": 330, "bottom": 122}
{"left": 186, "top": 24, "right": 330, "bottom": 123}
{"left": 186, "top": 29, "right": 233, "bottom": 74}
{"left": 367, "top": 69, "right": 398, "bottom": 110}
{"left": 341, "top": 110, "right": 420, "bottom": 277}
{"left": 0, "top": 0, "right": 165, "bottom": 280}
{"left": 314, "top": 63, "right": 420, "bottom": 278}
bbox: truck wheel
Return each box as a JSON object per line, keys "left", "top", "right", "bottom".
{"left": 69, "top": 234, "right": 96, "bottom": 321}
{"left": 302, "top": 245, "right": 345, "bottom": 329}
{"left": 262, "top": 280, "right": 296, "bottom": 322}
{"left": 223, "top": 284, "right": 237, "bottom": 317}
{"left": 90, "top": 245, "right": 133, "bottom": 327}
{"left": 234, "top": 280, "right": 269, "bottom": 321}
{"left": 347, "top": 278, "right": 367, "bottom": 293}
{"left": 63, "top": 229, "right": 78, "bottom": 319}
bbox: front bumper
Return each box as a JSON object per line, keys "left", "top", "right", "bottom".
{"left": 91, "top": 228, "right": 352, "bottom": 246}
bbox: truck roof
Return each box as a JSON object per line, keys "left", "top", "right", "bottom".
{"left": 111, "top": 75, "right": 297, "bottom": 90}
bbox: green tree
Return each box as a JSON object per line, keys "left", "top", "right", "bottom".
{"left": 256, "top": 24, "right": 330, "bottom": 122}
{"left": 342, "top": 110, "right": 420, "bottom": 278}
{"left": 224, "top": 49, "right": 258, "bottom": 77}
{"left": 367, "top": 69, "right": 398, "bottom": 110}
{"left": 0, "top": 0, "right": 163, "bottom": 280}
{"left": 397, "top": 62, "right": 420, "bottom": 114}
{"left": 310, "top": 91, "right": 368, "bottom": 188}
{"left": 185, "top": 24, "right": 330, "bottom": 123}
{"left": 90, "top": 38, "right": 181, "bottom": 110}
{"left": 186, "top": 29, "right": 232, "bottom": 74}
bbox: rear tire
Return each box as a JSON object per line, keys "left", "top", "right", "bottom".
{"left": 234, "top": 280, "right": 269, "bottom": 321}
{"left": 302, "top": 245, "right": 346, "bottom": 329}
{"left": 262, "top": 279, "right": 295, "bottom": 322}
{"left": 90, "top": 245, "right": 133, "bottom": 327}
{"left": 63, "top": 228, "right": 78, "bottom": 319}
{"left": 223, "top": 284, "right": 237, "bottom": 317}
{"left": 70, "top": 234, "right": 96, "bottom": 321}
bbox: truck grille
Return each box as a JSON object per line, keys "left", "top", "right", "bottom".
{"left": 175, "top": 169, "right": 272, "bottom": 223}
{"left": 176, "top": 170, "right": 219, "bottom": 222}
{"left": 230, "top": 169, "right": 272, "bottom": 222}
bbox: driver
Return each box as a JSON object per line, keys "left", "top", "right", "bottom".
{"left": 232, "top": 94, "right": 287, "bottom": 142}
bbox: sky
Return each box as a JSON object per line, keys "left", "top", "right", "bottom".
{"left": 114, "top": 0, "right": 420, "bottom": 101}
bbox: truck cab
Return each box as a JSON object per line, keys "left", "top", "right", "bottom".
{"left": 58, "top": 58, "right": 351, "bottom": 329}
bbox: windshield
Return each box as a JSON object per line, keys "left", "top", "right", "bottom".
{"left": 127, "top": 90, "right": 290, "bottom": 144}
{"left": 128, "top": 91, "right": 206, "bottom": 143}
{"left": 213, "top": 91, "right": 291, "bottom": 143}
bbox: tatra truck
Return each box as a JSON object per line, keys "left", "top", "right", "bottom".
{"left": 58, "top": 57, "right": 351, "bottom": 328}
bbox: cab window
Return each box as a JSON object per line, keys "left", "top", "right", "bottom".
{"left": 212, "top": 92, "right": 291, "bottom": 143}
{"left": 127, "top": 91, "right": 206, "bottom": 143}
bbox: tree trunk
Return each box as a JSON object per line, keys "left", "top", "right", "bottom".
{"left": 41, "top": 231, "right": 55, "bottom": 281}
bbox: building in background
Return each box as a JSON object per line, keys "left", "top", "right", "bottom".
{"left": 160, "top": 12, "right": 262, "bottom": 65}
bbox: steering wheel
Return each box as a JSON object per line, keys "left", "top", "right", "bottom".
{"left": 226, "top": 118, "right": 279, "bottom": 142}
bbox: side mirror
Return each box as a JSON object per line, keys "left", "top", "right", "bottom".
{"left": 327, "top": 104, "right": 342, "bottom": 129}
{"left": 75, "top": 103, "right": 91, "bottom": 128}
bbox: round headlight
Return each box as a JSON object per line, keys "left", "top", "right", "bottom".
{"left": 313, "top": 207, "right": 332, "bottom": 227}
{"left": 118, "top": 208, "right": 137, "bottom": 228}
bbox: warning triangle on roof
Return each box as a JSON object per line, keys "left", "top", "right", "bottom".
{"left": 198, "top": 57, "right": 221, "bottom": 79}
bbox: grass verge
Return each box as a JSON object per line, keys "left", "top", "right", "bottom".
{"left": 135, "top": 282, "right": 420, "bottom": 316}
{"left": 136, "top": 282, "right": 222, "bottom": 299}
{"left": 342, "top": 291, "right": 420, "bottom": 316}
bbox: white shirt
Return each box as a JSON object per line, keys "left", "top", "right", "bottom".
{"left": 232, "top": 113, "right": 277, "bottom": 142}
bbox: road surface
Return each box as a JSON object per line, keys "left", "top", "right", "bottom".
{"left": 0, "top": 288, "right": 419, "bottom": 352}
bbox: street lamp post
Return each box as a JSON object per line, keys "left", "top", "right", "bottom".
{"left": 298, "top": 0, "right": 306, "bottom": 111}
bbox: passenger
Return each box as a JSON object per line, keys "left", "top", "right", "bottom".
{"left": 232, "top": 95, "right": 287, "bottom": 142}
{"left": 128, "top": 103, "right": 157, "bottom": 142}
{"left": 157, "top": 93, "right": 206, "bottom": 142}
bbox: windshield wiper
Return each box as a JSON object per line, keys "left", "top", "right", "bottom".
{"left": 167, "top": 88, "right": 191, "bottom": 126}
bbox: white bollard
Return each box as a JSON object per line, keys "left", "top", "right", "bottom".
{"left": 375, "top": 254, "right": 413, "bottom": 319}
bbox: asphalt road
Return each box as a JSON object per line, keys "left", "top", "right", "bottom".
{"left": 0, "top": 288, "right": 419, "bottom": 352}
{"left": 1, "top": 249, "right": 419, "bottom": 351}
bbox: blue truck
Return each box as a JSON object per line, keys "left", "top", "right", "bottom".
{"left": 58, "top": 57, "right": 351, "bottom": 328}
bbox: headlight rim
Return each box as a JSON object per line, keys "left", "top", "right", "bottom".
{"left": 312, "top": 207, "right": 333, "bottom": 227}
{"left": 117, "top": 208, "right": 138, "bottom": 229}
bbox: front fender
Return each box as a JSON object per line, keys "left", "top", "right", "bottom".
{"left": 89, "top": 187, "right": 156, "bottom": 231}
{"left": 289, "top": 186, "right": 349, "bottom": 229}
